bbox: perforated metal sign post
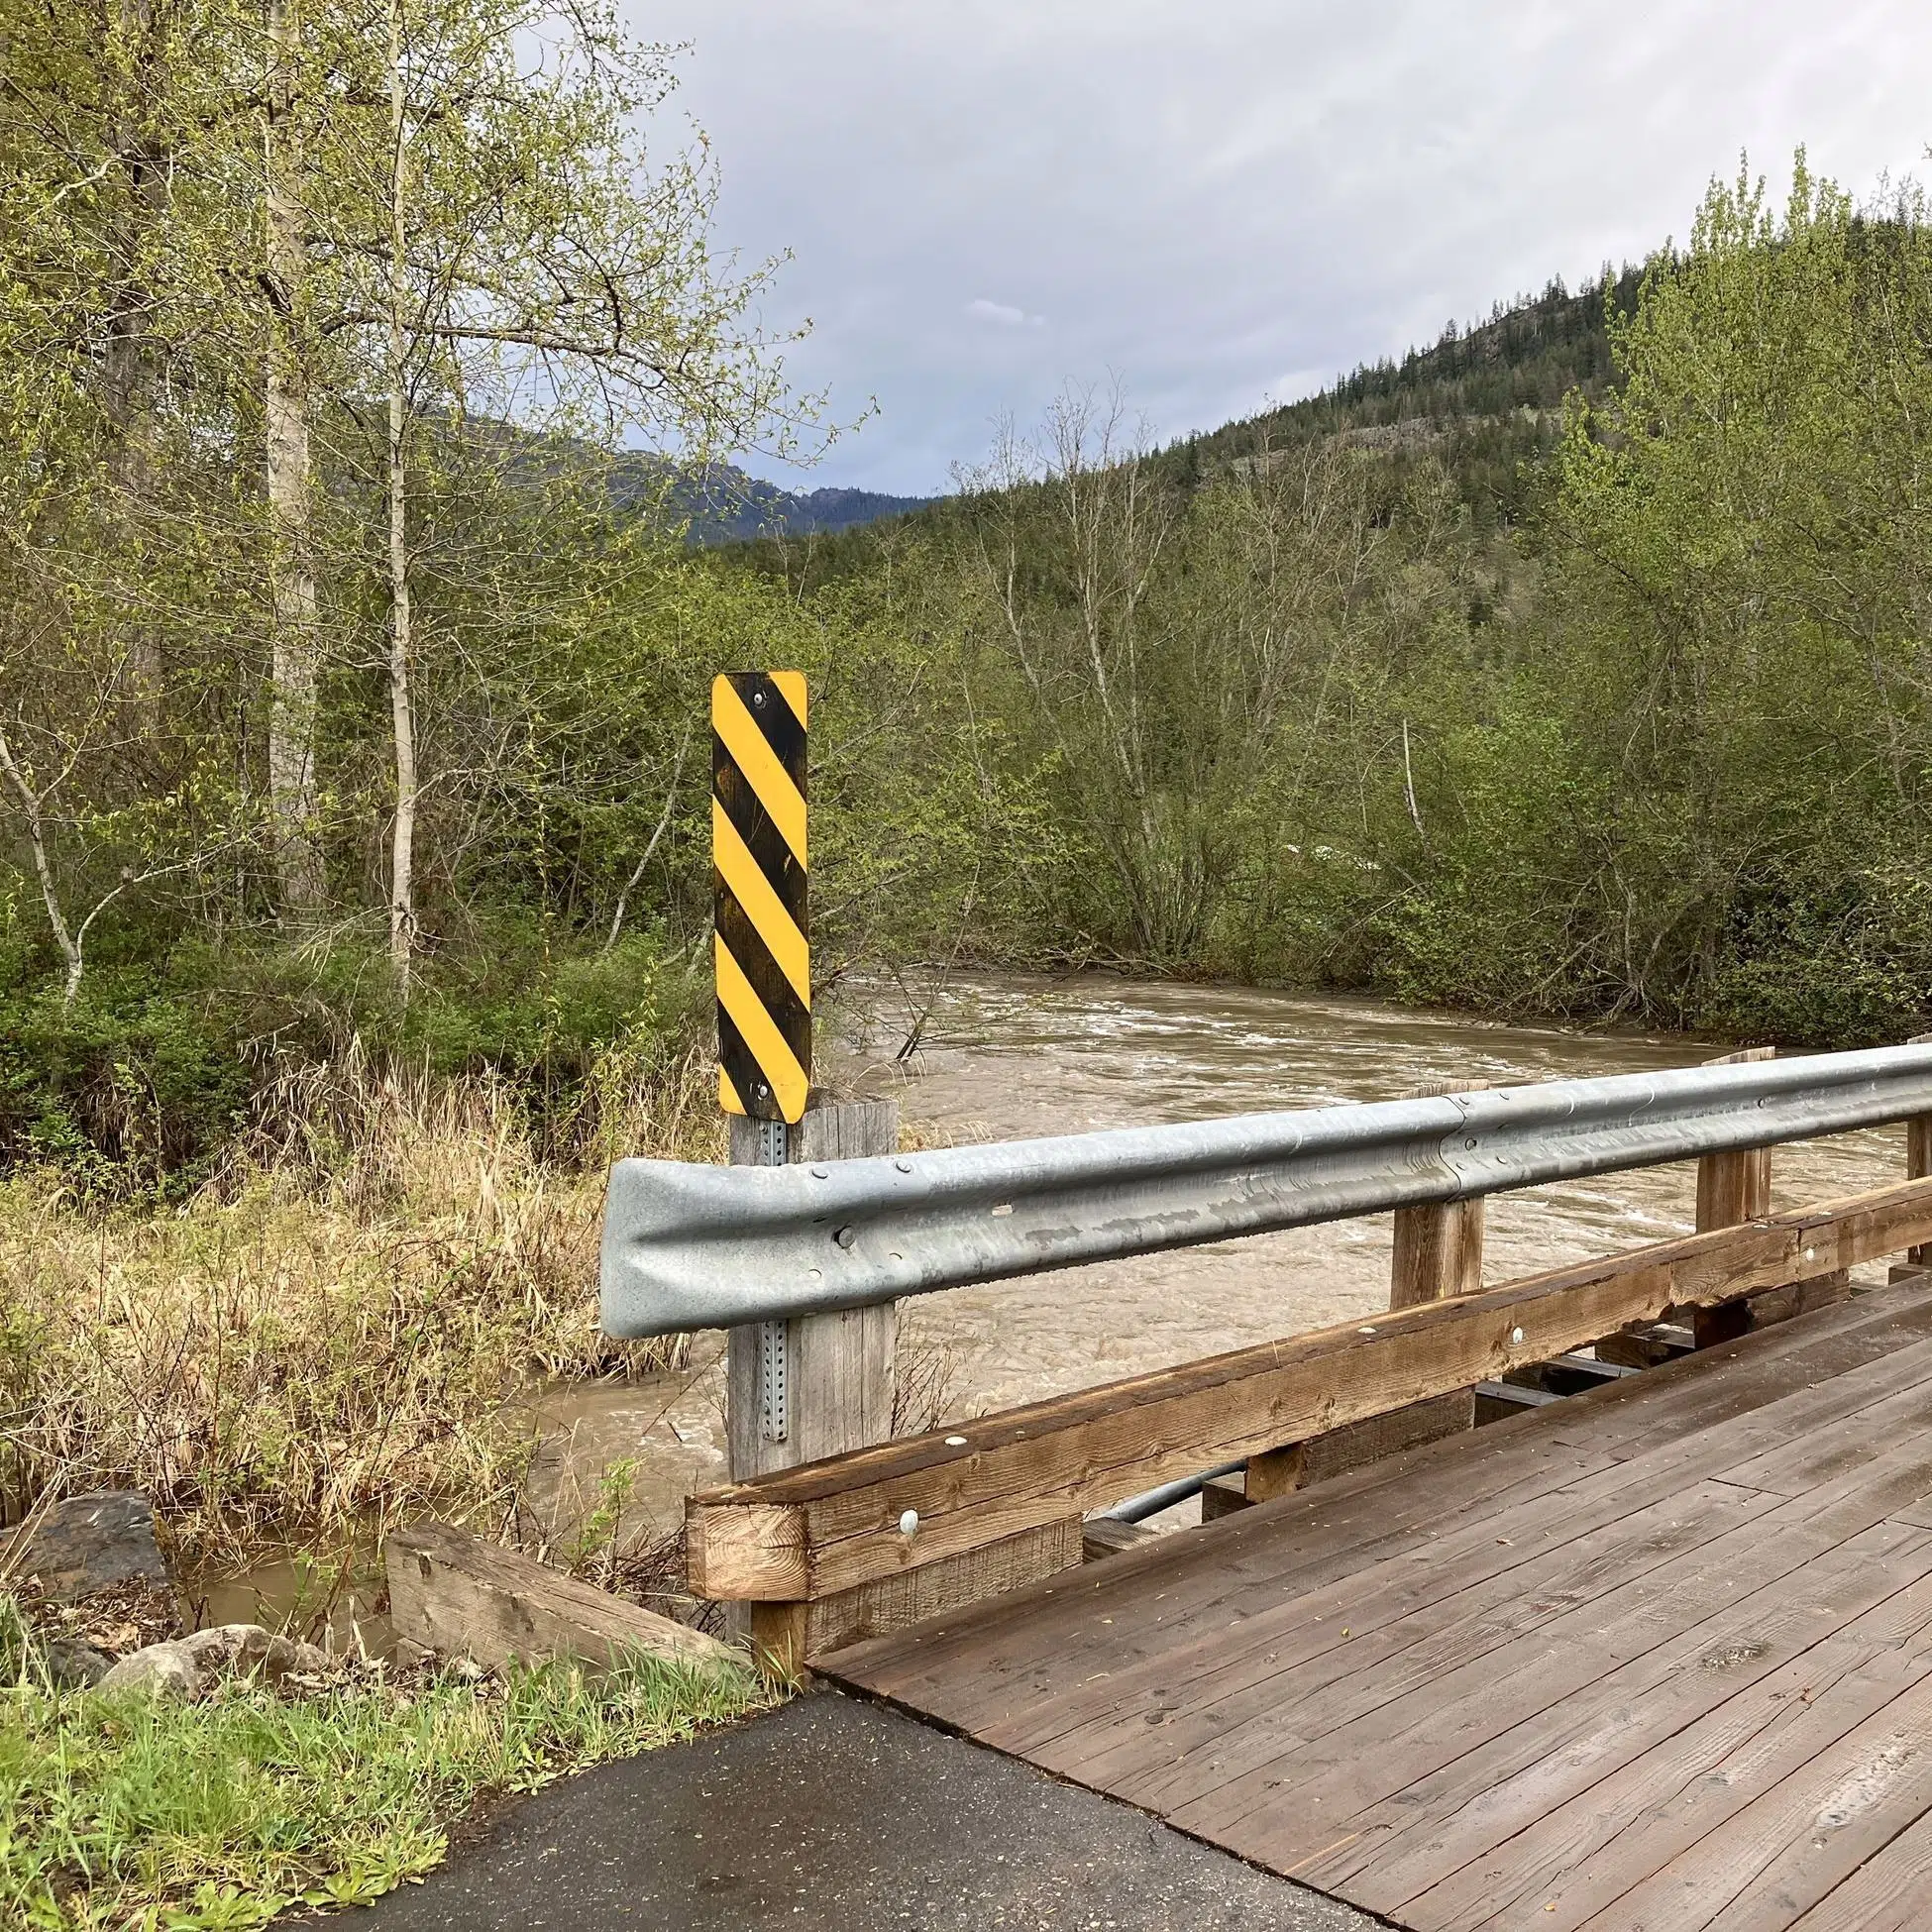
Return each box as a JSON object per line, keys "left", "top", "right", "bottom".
{"left": 712, "top": 671, "right": 809, "bottom": 1127}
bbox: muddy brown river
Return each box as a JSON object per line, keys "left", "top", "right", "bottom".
{"left": 522, "top": 970, "right": 1911, "bottom": 1560}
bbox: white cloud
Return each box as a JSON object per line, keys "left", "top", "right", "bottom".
{"left": 966, "top": 297, "right": 1042, "bottom": 328}
{"left": 627, "top": 0, "right": 1932, "bottom": 494}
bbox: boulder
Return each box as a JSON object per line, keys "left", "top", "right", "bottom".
{"left": 12, "top": 1492, "right": 169, "bottom": 1602}
{"left": 95, "top": 1623, "right": 332, "bottom": 1701}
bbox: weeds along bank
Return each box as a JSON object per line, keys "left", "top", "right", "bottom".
{"left": 0, "top": 1040, "right": 763, "bottom": 1929}
{"left": 0, "top": 1043, "right": 721, "bottom": 1569}
{"left": 0, "top": 1597, "right": 769, "bottom": 1929}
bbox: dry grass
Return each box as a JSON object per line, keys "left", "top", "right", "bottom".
{"left": 0, "top": 1043, "right": 724, "bottom": 1568}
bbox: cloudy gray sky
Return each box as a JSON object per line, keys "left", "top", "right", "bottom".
{"left": 625, "top": 1, "right": 1932, "bottom": 497}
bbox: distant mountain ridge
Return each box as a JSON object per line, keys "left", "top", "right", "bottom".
{"left": 608, "top": 453, "right": 932, "bottom": 543}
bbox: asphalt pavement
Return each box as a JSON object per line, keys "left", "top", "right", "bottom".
{"left": 350, "top": 1690, "right": 1380, "bottom": 1931}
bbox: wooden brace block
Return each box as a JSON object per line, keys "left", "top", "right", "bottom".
{"left": 1692, "top": 1269, "right": 1852, "bottom": 1349}
{"left": 1082, "top": 1516, "right": 1156, "bottom": 1560}
{"left": 1200, "top": 1474, "right": 1249, "bottom": 1521}
{"left": 749, "top": 1518, "right": 1082, "bottom": 1675}
{"left": 385, "top": 1522, "right": 736, "bottom": 1674}
{"left": 687, "top": 1501, "right": 807, "bottom": 1601}
{"left": 1244, "top": 1389, "right": 1476, "bottom": 1501}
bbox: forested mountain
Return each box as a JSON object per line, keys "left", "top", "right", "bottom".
{"left": 1163, "top": 266, "right": 1649, "bottom": 527}
{"left": 609, "top": 454, "right": 932, "bottom": 543}
{"left": 733, "top": 267, "right": 1653, "bottom": 583}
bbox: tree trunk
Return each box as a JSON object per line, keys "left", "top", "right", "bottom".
{"left": 264, "top": 0, "right": 326, "bottom": 920}
{"left": 103, "top": 0, "right": 169, "bottom": 716}
{"left": 384, "top": 0, "right": 417, "bottom": 977}
{"left": 0, "top": 722, "right": 84, "bottom": 1006}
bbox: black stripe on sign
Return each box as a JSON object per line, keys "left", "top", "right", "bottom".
{"left": 733, "top": 671, "right": 807, "bottom": 792}
{"left": 717, "top": 1004, "right": 772, "bottom": 1117}
{"left": 715, "top": 867, "right": 810, "bottom": 1049}
{"left": 713, "top": 732, "right": 806, "bottom": 929}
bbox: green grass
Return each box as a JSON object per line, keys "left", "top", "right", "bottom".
{"left": 0, "top": 1603, "right": 771, "bottom": 1930}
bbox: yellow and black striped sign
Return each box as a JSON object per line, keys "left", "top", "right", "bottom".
{"left": 712, "top": 671, "right": 809, "bottom": 1123}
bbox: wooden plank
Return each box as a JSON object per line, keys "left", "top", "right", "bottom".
{"left": 385, "top": 1521, "right": 736, "bottom": 1673}
{"left": 1305, "top": 1541, "right": 1932, "bottom": 1920}
{"left": 1159, "top": 1433, "right": 1932, "bottom": 1863}
{"left": 1041, "top": 1477, "right": 1785, "bottom": 1814}
{"left": 1510, "top": 1667, "right": 1932, "bottom": 1932}
{"left": 688, "top": 1175, "right": 1932, "bottom": 1602}
{"left": 1784, "top": 1802, "right": 1932, "bottom": 1931}
{"left": 822, "top": 1293, "right": 1932, "bottom": 1727}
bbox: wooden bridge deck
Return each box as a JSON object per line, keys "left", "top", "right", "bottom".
{"left": 822, "top": 1279, "right": 1932, "bottom": 1931}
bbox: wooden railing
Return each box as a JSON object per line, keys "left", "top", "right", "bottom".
{"left": 679, "top": 1057, "right": 1932, "bottom": 1676}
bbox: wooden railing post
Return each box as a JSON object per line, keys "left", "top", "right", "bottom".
{"left": 727, "top": 1098, "right": 898, "bottom": 1671}
{"left": 1689, "top": 1046, "right": 1774, "bottom": 1348}
{"left": 1693, "top": 1046, "right": 1774, "bottom": 1234}
{"left": 727, "top": 1100, "right": 900, "bottom": 1482}
{"left": 1691, "top": 1045, "right": 1855, "bottom": 1346}
{"left": 1245, "top": 1081, "right": 1485, "bottom": 1506}
{"left": 1902, "top": 1034, "right": 1932, "bottom": 1275}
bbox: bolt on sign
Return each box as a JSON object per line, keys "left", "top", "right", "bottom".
{"left": 712, "top": 671, "right": 809, "bottom": 1123}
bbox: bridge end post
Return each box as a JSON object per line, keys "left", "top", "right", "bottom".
{"left": 725, "top": 1098, "right": 899, "bottom": 1676}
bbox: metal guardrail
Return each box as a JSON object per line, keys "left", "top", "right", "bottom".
{"left": 598, "top": 1042, "right": 1932, "bottom": 1340}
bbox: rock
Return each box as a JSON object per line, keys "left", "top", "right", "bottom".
{"left": 98, "top": 1640, "right": 200, "bottom": 1699}
{"left": 95, "top": 1623, "right": 333, "bottom": 1701}
{"left": 42, "top": 1636, "right": 113, "bottom": 1688}
{"left": 12, "top": 1492, "right": 169, "bottom": 1602}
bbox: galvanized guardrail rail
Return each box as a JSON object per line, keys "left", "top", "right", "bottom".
{"left": 600, "top": 1041, "right": 1932, "bottom": 1339}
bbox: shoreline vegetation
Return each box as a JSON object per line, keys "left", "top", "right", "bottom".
{"left": 0, "top": 1045, "right": 754, "bottom": 1930}
{"left": 1, "top": 1595, "right": 769, "bottom": 1930}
